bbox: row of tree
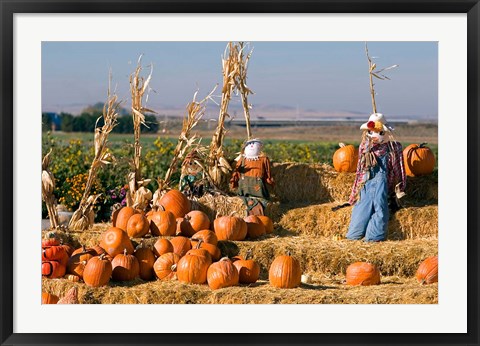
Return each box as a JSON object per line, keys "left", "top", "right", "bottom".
{"left": 42, "top": 111, "right": 159, "bottom": 134}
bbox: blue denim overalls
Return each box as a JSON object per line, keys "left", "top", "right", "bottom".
{"left": 346, "top": 150, "right": 389, "bottom": 242}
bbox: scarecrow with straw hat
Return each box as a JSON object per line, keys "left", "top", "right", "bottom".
{"left": 345, "top": 113, "right": 406, "bottom": 241}
{"left": 230, "top": 138, "right": 275, "bottom": 216}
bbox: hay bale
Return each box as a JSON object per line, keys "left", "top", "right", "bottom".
{"left": 271, "top": 162, "right": 438, "bottom": 205}
{"left": 42, "top": 276, "right": 436, "bottom": 304}
{"left": 277, "top": 203, "right": 438, "bottom": 240}
{"left": 218, "top": 237, "right": 438, "bottom": 278}
{"left": 195, "top": 193, "right": 247, "bottom": 220}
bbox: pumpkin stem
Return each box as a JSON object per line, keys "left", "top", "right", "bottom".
{"left": 195, "top": 239, "right": 203, "bottom": 249}
{"left": 420, "top": 142, "right": 428, "bottom": 148}
{"left": 246, "top": 249, "right": 253, "bottom": 260}
{"left": 339, "top": 142, "right": 346, "bottom": 148}
{"left": 286, "top": 250, "right": 291, "bottom": 257}
{"left": 171, "top": 263, "right": 177, "bottom": 272}
{"left": 123, "top": 248, "right": 127, "bottom": 256}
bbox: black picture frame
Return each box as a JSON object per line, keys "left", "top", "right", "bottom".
{"left": 1, "top": 1, "right": 479, "bottom": 345}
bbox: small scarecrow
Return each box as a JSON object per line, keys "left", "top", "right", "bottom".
{"left": 179, "top": 149, "right": 210, "bottom": 198}
{"left": 345, "top": 113, "right": 406, "bottom": 242}
{"left": 230, "top": 138, "right": 274, "bottom": 215}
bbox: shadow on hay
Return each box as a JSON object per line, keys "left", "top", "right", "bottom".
{"left": 300, "top": 283, "right": 337, "bottom": 290}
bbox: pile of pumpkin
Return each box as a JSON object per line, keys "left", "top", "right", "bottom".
{"left": 42, "top": 189, "right": 290, "bottom": 291}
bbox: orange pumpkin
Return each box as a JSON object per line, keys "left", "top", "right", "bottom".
{"left": 42, "top": 260, "right": 66, "bottom": 279}
{"left": 149, "top": 210, "right": 176, "bottom": 236}
{"left": 111, "top": 249, "right": 140, "bottom": 281}
{"left": 154, "top": 252, "right": 181, "bottom": 281}
{"left": 170, "top": 236, "right": 192, "bottom": 257}
{"left": 179, "top": 210, "right": 210, "bottom": 237}
{"left": 213, "top": 216, "right": 247, "bottom": 241}
{"left": 256, "top": 215, "right": 274, "bottom": 234}
{"left": 99, "top": 227, "right": 134, "bottom": 257}
{"left": 134, "top": 242, "right": 156, "bottom": 281}
{"left": 346, "top": 262, "right": 381, "bottom": 286}
{"left": 176, "top": 248, "right": 212, "bottom": 284}
{"left": 191, "top": 230, "right": 218, "bottom": 246}
{"left": 415, "top": 256, "right": 438, "bottom": 285}
{"left": 114, "top": 206, "right": 139, "bottom": 231}
{"left": 67, "top": 246, "right": 96, "bottom": 278}
{"left": 268, "top": 253, "right": 302, "bottom": 288}
{"left": 244, "top": 215, "right": 266, "bottom": 239}
{"left": 83, "top": 254, "right": 112, "bottom": 287}
{"left": 191, "top": 239, "right": 221, "bottom": 262}
{"left": 42, "top": 292, "right": 59, "bottom": 304}
{"left": 41, "top": 231, "right": 61, "bottom": 247}
{"left": 42, "top": 245, "right": 67, "bottom": 261}
{"left": 233, "top": 251, "right": 260, "bottom": 284}
{"left": 159, "top": 190, "right": 191, "bottom": 219}
{"left": 126, "top": 213, "right": 150, "bottom": 238}
{"left": 153, "top": 238, "right": 174, "bottom": 257}
{"left": 403, "top": 143, "right": 436, "bottom": 177}
{"left": 207, "top": 257, "right": 239, "bottom": 290}
{"left": 333, "top": 142, "right": 358, "bottom": 173}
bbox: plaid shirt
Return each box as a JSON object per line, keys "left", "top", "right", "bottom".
{"left": 348, "top": 140, "right": 406, "bottom": 205}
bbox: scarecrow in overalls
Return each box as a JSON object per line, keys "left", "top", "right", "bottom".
{"left": 179, "top": 149, "right": 210, "bottom": 198}
{"left": 346, "top": 113, "right": 406, "bottom": 242}
{"left": 230, "top": 138, "right": 275, "bottom": 216}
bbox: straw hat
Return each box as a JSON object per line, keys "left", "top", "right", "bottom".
{"left": 359, "top": 113, "right": 393, "bottom": 132}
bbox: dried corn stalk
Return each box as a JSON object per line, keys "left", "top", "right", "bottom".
{"left": 208, "top": 42, "right": 240, "bottom": 188}
{"left": 235, "top": 42, "right": 254, "bottom": 140}
{"left": 153, "top": 87, "right": 217, "bottom": 208}
{"left": 41, "top": 149, "right": 59, "bottom": 229}
{"left": 68, "top": 79, "right": 120, "bottom": 231}
{"left": 365, "top": 42, "right": 398, "bottom": 114}
{"left": 126, "top": 56, "right": 155, "bottom": 210}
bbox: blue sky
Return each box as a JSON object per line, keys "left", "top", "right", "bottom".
{"left": 42, "top": 41, "right": 438, "bottom": 120}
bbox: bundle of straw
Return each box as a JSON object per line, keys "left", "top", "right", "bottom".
{"left": 68, "top": 79, "right": 120, "bottom": 231}
{"left": 126, "top": 56, "right": 155, "bottom": 210}
{"left": 152, "top": 87, "right": 217, "bottom": 209}
{"left": 41, "top": 149, "right": 59, "bottom": 229}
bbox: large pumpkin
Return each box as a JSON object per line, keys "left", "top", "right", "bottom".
{"left": 190, "top": 239, "right": 221, "bottom": 262}
{"left": 99, "top": 227, "right": 134, "bottom": 257}
{"left": 111, "top": 249, "right": 140, "bottom": 281}
{"left": 67, "top": 246, "right": 96, "bottom": 278}
{"left": 42, "top": 292, "right": 59, "bottom": 304}
{"left": 191, "top": 230, "right": 218, "bottom": 246}
{"left": 42, "top": 261, "right": 66, "bottom": 279}
{"left": 170, "top": 236, "right": 192, "bottom": 257}
{"left": 333, "top": 142, "right": 358, "bottom": 173}
{"left": 159, "top": 190, "right": 191, "bottom": 219}
{"left": 114, "top": 206, "right": 140, "bottom": 231}
{"left": 345, "top": 262, "right": 381, "bottom": 286}
{"left": 213, "top": 216, "right": 247, "bottom": 241}
{"left": 126, "top": 213, "right": 150, "bottom": 238}
{"left": 268, "top": 253, "right": 302, "bottom": 288}
{"left": 256, "top": 215, "right": 274, "bottom": 234}
{"left": 153, "top": 238, "right": 174, "bottom": 257}
{"left": 207, "top": 257, "right": 239, "bottom": 290}
{"left": 244, "top": 215, "right": 266, "bottom": 239}
{"left": 154, "top": 252, "right": 181, "bottom": 281}
{"left": 178, "top": 210, "right": 211, "bottom": 237}
{"left": 149, "top": 210, "right": 176, "bottom": 236}
{"left": 233, "top": 256, "right": 260, "bottom": 284}
{"left": 176, "top": 248, "right": 212, "bottom": 284}
{"left": 83, "top": 254, "right": 112, "bottom": 287}
{"left": 415, "top": 256, "right": 438, "bottom": 285}
{"left": 134, "top": 242, "right": 156, "bottom": 281}
{"left": 403, "top": 143, "right": 436, "bottom": 177}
